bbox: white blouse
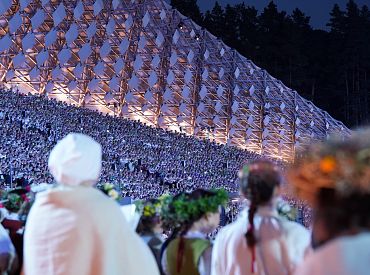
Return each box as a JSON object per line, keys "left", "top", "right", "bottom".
{"left": 211, "top": 206, "right": 310, "bottom": 275}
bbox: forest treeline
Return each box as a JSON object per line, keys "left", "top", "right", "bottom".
{"left": 171, "top": 0, "right": 370, "bottom": 127}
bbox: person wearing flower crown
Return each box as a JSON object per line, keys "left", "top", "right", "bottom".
{"left": 23, "top": 133, "right": 159, "bottom": 275}
{"left": 287, "top": 129, "right": 370, "bottom": 275}
{"left": 162, "top": 188, "right": 228, "bottom": 275}
{"left": 211, "top": 160, "right": 310, "bottom": 275}
{"left": 136, "top": 198, "right": 165, "bottom": 272}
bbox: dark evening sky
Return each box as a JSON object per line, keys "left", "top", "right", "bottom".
{"left": 197, "top": 0, "right": 370, "bottom": 29}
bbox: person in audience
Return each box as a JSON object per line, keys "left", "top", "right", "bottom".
{"left": 136, "top": 199, "right": 165, "bottom": 272}
{"left": 0, "top": 210, "right": 17, "bottom": 275}
{"left": 162, "top": 189, "right": 228, "bottom": 275}
{"left": 23, "top": 133, "right": 159, "bottom": 275}
{"left": 211, "top": 160, "right": 310, "bottom": 275}
{"left": 287, "top": 129, "right": 370, "bottom": 275}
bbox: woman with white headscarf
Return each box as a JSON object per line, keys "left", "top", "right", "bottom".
{"left": 23, "top": 133, "right": 159, "bottom": 275}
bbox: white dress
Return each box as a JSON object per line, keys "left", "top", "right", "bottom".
{"left": 295, "top": 232, "right": 370, "bottom": 275}
{"left": 24, "top": 185, "right": 160, "bottom": 275}
{"left": 211, "top": 206, "right": 310, "bottom": 275}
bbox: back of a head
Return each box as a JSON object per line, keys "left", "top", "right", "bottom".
{"left": 136, "top": 198, "right": 161, "bottom": 235}
{"left": 187, "top": 189, "right": 219, "bottom": 222}
{"left": 287, "top": 128, "right": 370, "bottom": 242}
{"left": 189, "top": 189, "right": 215, "bottom": 199}
{"left": 48, "top": 133, "right": 102, "bottom": 186}
{"left": 239, "top": 160, "right": 281, "bottom": 205}
{"left": 239, "top": 160, "right": 281, "bottom": 249}
{"left": 163, "top": 189, "right": 227, "bottom": 234}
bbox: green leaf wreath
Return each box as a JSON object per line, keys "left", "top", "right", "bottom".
{"left": 163, "top": 189, "right": 228, "bottom": 228}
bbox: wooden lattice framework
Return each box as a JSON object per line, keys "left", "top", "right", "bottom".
{"left": 0, "top": 0, "right": 351, "bottom": 161}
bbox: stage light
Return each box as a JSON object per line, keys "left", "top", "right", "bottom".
{"left": 177, "top": 22, "right": 184, "bottom": 30}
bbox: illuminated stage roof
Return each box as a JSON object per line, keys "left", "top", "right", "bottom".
{"left": 0, "top": 0, "right": 350, "bottom": 161}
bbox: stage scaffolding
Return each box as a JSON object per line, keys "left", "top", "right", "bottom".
{"left": 0, "top": 0, "right": 350, "bottom": 161}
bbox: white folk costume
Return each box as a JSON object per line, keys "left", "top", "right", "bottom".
{"left": 212, "top": 206, "right": 310, "bottom": 275}
{"left": 23, "top": 133, "right": 159, "bottom": 275}
{"left": 295, "top": 232, "right": 370, "bottom": 275}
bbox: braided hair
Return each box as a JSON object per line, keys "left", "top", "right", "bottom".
{"left": 240, "top": 160, "right": 281, "bottom": 249}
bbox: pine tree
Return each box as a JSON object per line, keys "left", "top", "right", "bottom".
{"left": 203, "top": 2, "right": 225, "bottom": 38}
{"left": 291, "top": 8, "right": 311, "bottom": 30}
{"left": 327, "top": 4, "right": 345, "bottom": 34}
{"left": 170, "top": 0, "right": 203, "bottom": 25}
{"left": 167, "top": 0, "right": 370, "bottom": 127}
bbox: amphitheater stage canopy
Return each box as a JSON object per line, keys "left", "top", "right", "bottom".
{"left": 0, "top": 0, "right": 350, "bottom": 161}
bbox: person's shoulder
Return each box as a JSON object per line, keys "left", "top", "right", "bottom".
{"left": 215, "top": 215, "right": 247, "bottom": 243}
{"left": 281, "top": 219, "right": 309, "bottom": 236}
{"left": 294, "top": 238, "right": 341, "bottom": 275}
{"left": 280, "top": 219, "right": 311, "bottom": 253}
{"left": 217, "top": 220, "right": 238, "bottom": 236}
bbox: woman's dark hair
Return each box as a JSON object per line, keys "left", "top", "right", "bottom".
{"left": 136, "top": 199, "right": 161, "bottom": 235}
{"left": 314, "top": 188, "right": 370, "bottom": 247}
{"left": 240, "top": 160, "right": 281, "bottom": 248}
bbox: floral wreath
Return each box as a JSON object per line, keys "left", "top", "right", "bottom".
{"left": 98, "top": 183, "right": 120, "bottom": 201}
{"left": 0, "top": 187, "right": 32, "bottom": 213}
{"left": 287, "top": 130, "right": 370, "bottom": 205}
{"left": 135, "top": 197, "right": 164, "bottom": 218}
{"left": 239, "top": 161, "right": 280, "bottom": 179}
{"left": 276, "top": 198, "right": 297, "bottom": 221}
{"left": 162, "top": 189, "right": 228, "bottom": 227}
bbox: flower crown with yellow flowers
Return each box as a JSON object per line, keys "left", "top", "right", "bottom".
{"left": 239, "top": 161, "right": 280, "bottom": 180}
{"left": 135, "top": 200, "right": 162, "bottom": 218}
{"left": 135, "top": 194, "right": 171, "bottom": 218}
{"left": 99, "top": 183, "right": 120, "bottom": 201}
{"left": 287, "top": 129, "right": 370, "bottom": 205}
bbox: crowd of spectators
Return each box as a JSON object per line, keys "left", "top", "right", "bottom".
{"left": 0, "top": 89, "right": 260, "bottom": 196}
{"left": 0, "top": 88, "right": 311, "bottom": 224}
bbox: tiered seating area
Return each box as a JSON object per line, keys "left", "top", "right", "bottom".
{"left": 0, "top": 89, "right": 263, "bottom": 199}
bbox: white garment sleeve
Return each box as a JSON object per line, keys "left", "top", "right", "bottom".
{"left": 211, "top": 229, "right": 227, "bottom": 275}
{"left": 161, "top": 247, "right": 170, "bottom": 275}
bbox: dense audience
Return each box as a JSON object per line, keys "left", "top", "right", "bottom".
{"left": 0, "top": 89, "right": 261, "bottom": 200}
{"left": 0, "top": 88, "right": 312, "bottom": 226}
{"left": 0, "top": 92, "right": 369, "bottom": 274}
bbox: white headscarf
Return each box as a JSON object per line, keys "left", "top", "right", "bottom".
{"left": 48, "top": 133, "right": 102, "bottom": 186}
{"left": 25, "top": 133, "right": 160, "bottom": 275}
